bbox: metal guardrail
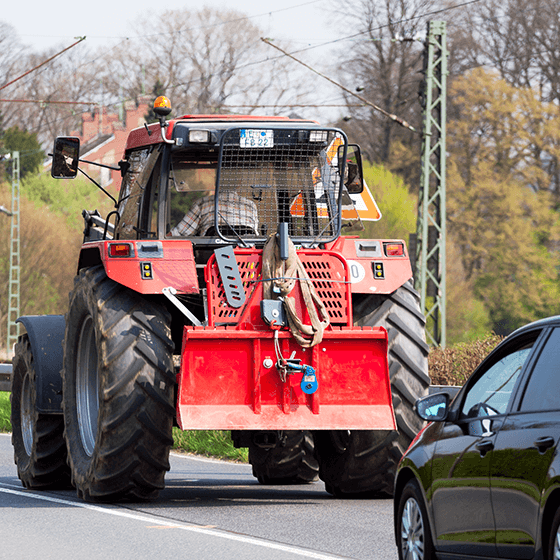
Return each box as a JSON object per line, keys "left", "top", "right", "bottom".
{"left": 0, "top": 364, "right": 12, "bottom": 392}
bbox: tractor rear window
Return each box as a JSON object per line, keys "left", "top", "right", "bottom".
{"left": 166, "top": 128, "right": 347, "bottom": 243}
{"left": 217, "top": 128, "right": 346, "bottom": 243}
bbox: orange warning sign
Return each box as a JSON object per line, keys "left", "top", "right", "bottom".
{"left": 342, "top": 182, "right": 382, "bottom": 222}
{"left": 290, "top": 193, "right": 305, "bottom": 216}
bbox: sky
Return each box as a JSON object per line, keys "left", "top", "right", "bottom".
{"left": 1, "top": 0, "right": 335, "bottom": 53}
{"left": 1, "top": 0, "right": 347, "bottom": 122}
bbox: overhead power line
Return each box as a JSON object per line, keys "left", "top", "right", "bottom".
{"left": 0, "top": 37, "right": 86, "bottom": 92}
{"left": 0, "top": 98, "right": 96, "bottom": 105}
{"left": 261, "top": 38, "right": 417, "bottom": 132}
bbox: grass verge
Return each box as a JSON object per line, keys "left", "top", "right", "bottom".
{"left": 0, "top": 392, "right": 11, "bottom": 433}
{"left": 173, "top": 429, "right": 248, "bottom": 462}
{"left": 0, "top": 393, "right": 246, "bottom": 461}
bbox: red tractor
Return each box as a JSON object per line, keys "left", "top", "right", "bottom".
{"left": 10, "top": 97, "right": 429, "bottom": 502}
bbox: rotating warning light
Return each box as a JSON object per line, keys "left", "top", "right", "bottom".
{"left": 153, "top": 96, "right": 172, "bottom": 117}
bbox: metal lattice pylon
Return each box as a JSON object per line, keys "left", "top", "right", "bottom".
{"left": 414, "top": 21, "right": 448, "bottom": 347}
{"left": 7, "top": 151, "right": 20, "bottom": 358}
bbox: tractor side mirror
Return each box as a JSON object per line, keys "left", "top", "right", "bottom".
{"left": 51, "top": 136, "right": 80, "bottom": 179}
{"left": 339, "top": 144, "right": 364, "bottom": 194}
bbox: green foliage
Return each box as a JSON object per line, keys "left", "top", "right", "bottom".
{"left": 172, "top": 429, "right": 248, "bottom": 462}
{"left": 1, "top": 127, "right": 45, "bottom": 181}
{"left": 359, "top": 161, "right": 417, "bottom": 240}
{"left": 0, "top": 392, "right": 10, "bottom": 432}
{"left": 429, "top": 332, "right": 504, "bottom": 386}
{"left": 445, "top": 238, "right": 492, "bottom": 345}
{"left": 22, "top": 172, "right": 115, "bottom": 231}
{"left": 448, "top": 161, "right": 560, "bottom": 335}
{"left": 447, "top": 69, "right": 560, "bottom": 335}
{"left": 0, "top": 180, "right": 82, "bottom": 354}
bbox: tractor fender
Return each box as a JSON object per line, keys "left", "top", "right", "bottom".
{"left": 16, "top": 315, "right": 65, "bottom": 414}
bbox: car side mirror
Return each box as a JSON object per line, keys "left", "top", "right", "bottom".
{"left": 338, "top": 144, "right": 364, "bottom": 194}
{"left": 51, "top": 136, "right": 80, "bottom": 179}
{"left": 415, "top": 392, "right": 450, "bottom": 422}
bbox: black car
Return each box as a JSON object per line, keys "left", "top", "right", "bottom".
{"left": 394, "top": 316, "right": 560, "bottom": 560}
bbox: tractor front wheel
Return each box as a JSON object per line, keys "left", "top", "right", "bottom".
{"left": 62, "top": 266, "right": 175, "bottom": 502}
{"left": 11, "top": 335, "right": 70, "bottom": 489}
{"left": 249, "top": 431, "right": 319, "bottom": 484}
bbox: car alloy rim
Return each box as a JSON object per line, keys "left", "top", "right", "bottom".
{"left": 554, "top": 525, "right": 560, "bottom": 560}
{"left": 76, "top": 315, "right": 99, "bottom": 457}
{"left": 401, "top": 497, "right": 425, "bottom": 560}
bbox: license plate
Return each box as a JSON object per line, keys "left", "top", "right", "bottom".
{"left": 240, "top": 129, "right": 274, "bottom": 148}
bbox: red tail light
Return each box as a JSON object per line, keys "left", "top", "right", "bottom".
{"left": 108, "top": 243, "right": 132, "bottom": 257}
{"left": 384, "top": 243, "right": 404, "bottom": 257}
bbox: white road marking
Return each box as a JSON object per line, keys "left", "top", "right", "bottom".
{"left": 0, "top": 483, "right": 343, "bottom": 560}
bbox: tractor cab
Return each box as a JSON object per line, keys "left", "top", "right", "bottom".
{"left": 52, "top": 97, "right": 365, "bottom": 251}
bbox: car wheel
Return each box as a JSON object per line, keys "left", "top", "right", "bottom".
{"left": 548, "top": 506, "right": 560, "bottom": 560}
{"left": 396, "top": 480, "right": 435, "bottom": 560}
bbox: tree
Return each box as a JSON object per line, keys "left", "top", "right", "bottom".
{"left": 0, "top": 180, "right": 82, "bottom": 355}
{"left": 21, "top": 172, "right": 114, "bottom": 231}
{"left": 448, "top": 162, "right": 560, "bottom": 334}
{"left": 361, "top": 161, "right": 492, "bottom": 342}
{"left": 448, "top": 68, "right": 560, "bottom": 204}
{"left": 1, "top": 127, "right": 44, "bottom": 180}
{"left": 144, "top": 79, "right": 166, "bottom": 123}
{"left": 98, "top": 7, "right": 313, "bottom": 117}
{"left": 359, "top": 161, "right": 417, "bottom": 241}
{"left": 334, "top": 0, "right": 437, "bottom": 184}
{"left": 448, "top": 0, "right": 560, "bottom": 104}
{"left": 447, "top": 69, "right": 560, "bottom": 334}
{"left": 0, "top": 35, "right": 97, "bottom": 147}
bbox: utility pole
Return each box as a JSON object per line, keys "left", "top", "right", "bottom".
{"left": 7, "top": 151, "right": 20, "bottom": 358}
{"left": 413, "top": 20, "right": 448, "bottom": 347}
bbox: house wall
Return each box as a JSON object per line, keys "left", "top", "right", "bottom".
{"left": 71, "top": 98, "right": 150, "bottom": 190}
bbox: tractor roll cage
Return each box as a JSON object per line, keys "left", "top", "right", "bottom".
{"left": 216, "top": 127, "right": 347, "bottom": 245}
{"left": 158, "top": 125, "right": 348, "bottom": 246}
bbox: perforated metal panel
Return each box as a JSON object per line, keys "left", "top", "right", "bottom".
{"left": 206, "top": 249, "right": 350, "bottom": 327}
{"left": 299, "top": 253, "right": 349, "bottom": 324}
{"left": 217, "top": 128, "right": 346, "bottom": 244}
{"left": 207, "top": 251, "right": 262, "bottom": 325}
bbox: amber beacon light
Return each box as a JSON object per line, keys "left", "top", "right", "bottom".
{"left": 153, "top": 96, "right": 172, "bottom": 117}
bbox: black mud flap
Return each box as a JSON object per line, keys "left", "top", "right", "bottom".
{"left": 16, "top": 315, "right": 65, "bottom": 413}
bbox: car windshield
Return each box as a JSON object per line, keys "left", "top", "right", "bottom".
{"left": 461, "top": 346, "right": 532, "bottom": 417}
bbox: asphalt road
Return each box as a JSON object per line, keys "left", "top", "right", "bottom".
{"left": 0, "top": 433, "right": 398, "bottom": 560}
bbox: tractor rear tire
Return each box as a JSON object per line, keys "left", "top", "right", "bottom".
{"left": 314, "top": 280, "right": 430, "bottom": 497}
{"left": 11, "top": 334, "right": 71, "bottom": 489}
{"left": 249, "top": 431, "right": 319, "bottom": 484}
{"left": 62, "top": 266, "right": 175, "bottom": 502}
